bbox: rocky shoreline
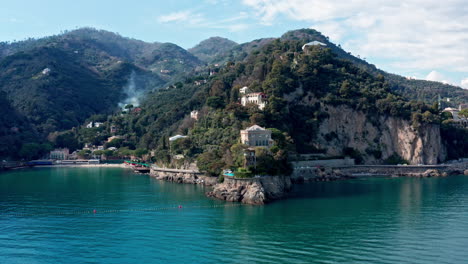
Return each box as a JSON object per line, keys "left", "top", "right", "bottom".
{"left": 149, "top": 164, "right": 468, "bottom": 205}
{"left": 150, "top": 169, "right": 218, "bottom": 186}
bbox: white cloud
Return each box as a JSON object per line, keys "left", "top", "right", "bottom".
{"left": 158, "top": 10, "right": 250, "bottom": 32}
{"left": 461, "top": 78, "right": 468, "bottom": 89}
{"left": 242, "top": 0, "right": 468, "bottom": 79}
{"left": 426, "top": 70, "right": 450, "bottom": 84}
{"left": 158, "top": 10, "right": 204, "bottom": 24}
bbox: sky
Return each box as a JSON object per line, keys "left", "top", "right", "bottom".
{"left": 1, "top": 0, "right": 468, "bottom": 89}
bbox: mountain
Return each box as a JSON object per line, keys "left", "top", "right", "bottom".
{"left": 188, "top": 37, "right": 237, "bottom": 63}
{"left": 0, "top": 28, "right": 204, "bottom": 147}
{"left": 0, "top": 28, "right": 207, "bottom": 158}
{"left": 1, "top": 28, "right": 467, "bottom": 162}
{"left": 94, "top": 32, "right": 460, "bottom": 175}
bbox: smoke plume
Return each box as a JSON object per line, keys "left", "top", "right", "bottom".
{"left": 118, "top": 71, "right": 143, "bottom": 109}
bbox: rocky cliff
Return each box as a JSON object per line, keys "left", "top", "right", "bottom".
{"left": 314, "top": 105, "right": 446, "bottom": 164}
{"left": 207, "top": 176, "right": 292, "bottom": 205}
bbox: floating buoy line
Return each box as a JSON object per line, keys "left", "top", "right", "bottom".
{"left": 2, "top": 203, "right": 244, "bottom": 217}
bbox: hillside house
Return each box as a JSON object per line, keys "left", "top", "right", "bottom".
{"left": 240, "top": 125, "right": 273, "bottom": 148}
{"left": 191, "top": 110, "right": 199, "bottom": 120}
{"left": 110, "top": 125, "right": 118, "bottom": 134}
{"left": 50, "top": 148, "right": 69, "bottom": 160}
{"left": 239, "top": 86, "right": 250, "bottom": 94}
{"left": 86, "top": 122, "right": 104, "bottom": 128}
{"left": 241, "top": 92, "right": 268, "bottom": 110}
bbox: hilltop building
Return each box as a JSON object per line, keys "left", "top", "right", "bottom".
{"left": 240, "top": 125, "right": 273, "bottom": 148}
{"left": 302, "top": 41, "right": 327, "bottom": 50}
{"left": 239, "top": 86, "right": 268, "bottom": 110}
{"left": 50, "top": 148, "right": 69, "bottom": 160}
{"left": 169, "top": 135, "right": 188, "bottom": 142}
{"left": 190, "top": 110, "right": 199, "bottom": 120}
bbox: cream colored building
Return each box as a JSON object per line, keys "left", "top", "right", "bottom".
{"left": 240, "top": 125, "right": 273, "bottom": 148}
{"left": 241, "top": 93, "right": 268, "bottom": 110}
{"left": 50, "top": 148, "right": 69, "bottom": 160}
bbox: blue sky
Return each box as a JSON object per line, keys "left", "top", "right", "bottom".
{"left": 1, "top": 0, "right": 467, "bottom": 89}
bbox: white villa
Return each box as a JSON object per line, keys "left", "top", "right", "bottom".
{"left": 239, "top": 86, "right": 268, "bottom": 110}
{"left": 240, "top": 125, "right": 273, "bottom": 148}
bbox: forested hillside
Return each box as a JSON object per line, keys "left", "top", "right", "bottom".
{"left": 1, "top": 28, "right": 466, "bottom": 162}
{"left": 88, "top": 35, "right": 454, "bottom": 175}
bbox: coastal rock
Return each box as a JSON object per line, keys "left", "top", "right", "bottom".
{"left": 207, "top": 176, "right": 291, "bottom": 205}
{"left": 150, "top": 170, "right": 217, "bottom": 186}
{"left": 464, "top": 170, "right": 468, "bottom": 176}
{"left": 402, "top": 169, "right": 447, "bottom": 178}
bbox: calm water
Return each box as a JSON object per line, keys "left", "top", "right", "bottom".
{"left": 1, "top": 168, "right": 467, "bottom": 264}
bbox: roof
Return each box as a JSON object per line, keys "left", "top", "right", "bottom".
{"left": 245, "top": 125, "right": 265, "bottom": 131}
{"left": 245, "top": 92, "right": 267, "bottom": 97}
{"left": 302, "top": 41, "right": 327, "bottom": 50}
{"left": 443, "top": 107, "right": 459, "bottom": 112}
{"left": 169, "top": 135, "right": 188, "bottom": 141}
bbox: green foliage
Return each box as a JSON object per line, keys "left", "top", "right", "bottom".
{"left": 235, "top": 167, "right": 253, "bottom": 178}
{"left": 459, "top": 109, "right": 468, "bottom": 118}
{"left": 383, "top": 153, "right": 409, "bottom": 165}
{"left": 343, "top": 147, "right": 364, "bottom": 165}
{"left": 77, "top": 149, "right": 91, "bottom": 159}
{"left": 18, "top": 143, "right": 52, "bottom": 160}
{"left": 197, "top": 151, "right": 225, "bottom": 176}
{"left": 441, "top": 125, "right": 468, "bottom": 160}
{"left": 206, "top": 96, "right": 225, "bottom": 109}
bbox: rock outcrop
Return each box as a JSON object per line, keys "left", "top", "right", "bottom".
{"left": 207, "top": 176, "right": 292, "bottom": 205}
{"left": 150, "top": 170, "right": 218, "bottom": 186}
{"left": 464, "top": 170, "right": 468, "bottom": 176}
{"left": 394, "top": 169, "right": 448, "bottom": 178}
{"left": 312, "top": 105, "right": 446, "bottom": 165}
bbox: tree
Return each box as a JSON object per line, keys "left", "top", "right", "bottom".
{"left": 134, "top": 148, "right": 148, "bottom": 158}
{"left": 206, "top": 96, "right": 225, "bottom": 109}
{"left": 77, "top": 149, "right": 91, "bottom": 159}
{"left": 19, "top": 143, "right": 41, "bottom": 160}
{"left": 459, "top": 109, "right": 468, "bottom": 118}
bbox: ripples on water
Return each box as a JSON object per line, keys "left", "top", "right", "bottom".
{"left": 1, "top": 167, "right": 467, "bottom": 263}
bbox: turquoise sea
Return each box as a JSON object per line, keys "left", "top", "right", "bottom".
{"left": 1, "top": 167, "right": 467, "bottom": 263}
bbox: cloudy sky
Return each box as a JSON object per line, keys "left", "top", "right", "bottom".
{"left": 1, "top": 0, "right": 467, "bottom": 88}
